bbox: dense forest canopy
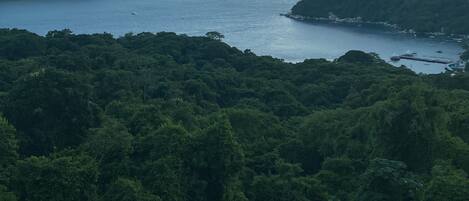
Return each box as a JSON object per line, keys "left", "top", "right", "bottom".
{"left": 1, "top": 28, "right": 469, "bottom": 201}
{"left": 291, "top": 0, "right": 469, "bottom": 35}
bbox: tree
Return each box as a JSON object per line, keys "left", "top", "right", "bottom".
{"left": 205, "top": 31, "right": 224, "bottom": 41}
{"left": 188, "top": 118, "right": 246, "bottom": 201}
{"left": 105, "top": 102, "right": 167, "bottom": 136}
{"left": 251, "top": 162, "right": 328, "bottom": 201}
{"left": 461, "top": 43, "right": 469, "bottom": 61}
{"left": 278, "top": 139, "right": 323, "bottom": 174}
{"left": 84, "top": 119, "right": 133, "bottom": 165}
{"left": 424, "top": 161, "right": 469, "bottom": 201}
{"left": 315, "top": 157, "right": 363, "bottom": 200}
{"left": 134, "top": 123, "right": 190, "bottom": 201}
{"left": 291, "top": 0, "right": 469, "bottom": 34}
{"left": 1, "top": 28, "right": 469, "bottom": 201}
{"left": 355, "top": 158, "right": 422, "bottom": 201}
{"left": 93, "top": 69, "right": 134, "bottom": 106}
{"left": 12, "top": 153, "right": 99, "bottom": 201}
{"left": 83, "top": 119, "right": 134, "bottom": 188}
{"left": 134, "top": 122, "right": 189, "bottom": 160}
{"left": 337, "top": 50, "right": 375, "bottom": 64}
{"left": 0, "top": 185, "right": 16, "bottom": 201}
{"left": 0, "top": 115, "right": 18, "bottom": 170}
{"left": 46, "top": 29, "right": 73, "bottom": 38}
{"left": 224, "top": 108, "right": 289, "bottom": 163}
{"left": 0, "top": 29, "right": 46, "bottom": 60}
{"left": 103, "top": 178, "right": 161, "bottom": 201}
{"left": 3, "top": 68, "right": 98, "bottom": 156}
{"left": 367, "top": 85, "right": 446, "bottom": 171}
{"left": 0, "top": 116, "right": 18, "bottom": 196}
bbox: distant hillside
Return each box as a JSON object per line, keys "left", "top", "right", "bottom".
{"left": 291, "top": 0, "right": 469, "bottom": 35}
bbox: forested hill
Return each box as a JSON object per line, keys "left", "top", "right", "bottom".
{"left": 291, "top": 0, "right": 469, "bottom": 35}
{"left": 1, "top": 29, "right": 469, "bottom": 201}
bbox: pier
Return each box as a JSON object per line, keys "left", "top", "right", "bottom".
{"left": 391, "top": 54, "right": 453, "bottom": 64}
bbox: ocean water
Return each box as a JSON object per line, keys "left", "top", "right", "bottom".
{"left": 0, "top": 0, "right": 463, "bottom": 73}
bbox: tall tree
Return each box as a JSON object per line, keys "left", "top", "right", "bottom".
{"left": 0, "top": 185, "right": 16, "bottom": 201}
{"left": 83, "top": 119, "right": 134, "bottom": 189}
{"left": 0, "top": 115, "right": 18, "bottom": 170}
{"left": 424, "top": 161, "right": 469, "bottom": 201}
{"left": 103, "top": 178, "right": 160, "bottom": 201}
{"left": 134, "top": 123, "right": 190, "bottom": 201}
{"left": 355, "top": 158, "right": 422, "bottom": 201}
{"left": 12, "top": 153, "right": 99, "bottom": 201}
{"left": 188, "top": 118, "right": 247, "bottom": 201}
{"left": 251, "top": 162, "right": 328, "bottom": 201}
{"left": 4, "top": 68, "right": 98, "bottom": 156}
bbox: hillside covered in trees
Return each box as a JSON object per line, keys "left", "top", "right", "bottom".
{"left": 1, "top": 29, "right": 469, "bottom": 201}
{"left": 291, "top": 0, "right": 469, "bottom": 35}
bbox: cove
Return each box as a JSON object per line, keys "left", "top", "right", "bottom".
{"left": 0, "top": 0, "right": 463, "bottom": 74}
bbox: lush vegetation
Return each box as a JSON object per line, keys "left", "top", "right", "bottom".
{"left": 462, "top": 42, "right": 469, "bottom": 60}
{"left": 1, "top": 28, "right": 469, "bottom": 201}
{"left": 291, "top": 0, "right": 469, "bottom": 35}
{"left": 461, "top": 42, "right": 469, "bottom": 70}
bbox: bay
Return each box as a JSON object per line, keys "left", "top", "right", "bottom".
{"left": 0, "top": 0, "right": 463, "bottom": 74}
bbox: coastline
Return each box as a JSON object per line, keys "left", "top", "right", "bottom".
{"left": 282, "top": 12, "right": 468, "bottom": 69}
{"left": 281, "top": 13, "right": 469, "bottom": 44}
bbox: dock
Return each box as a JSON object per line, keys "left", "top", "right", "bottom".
{"left": 391, "top": 54, "right": 453, "bottom": 64}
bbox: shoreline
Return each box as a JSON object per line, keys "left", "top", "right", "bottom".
{"left": 281, "top": 13, "right": 469, "bottom": 44}
{"left": 282, "top": 12, "right": 468, "bottom": 69}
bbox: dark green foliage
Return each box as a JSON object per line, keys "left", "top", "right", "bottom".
{"left": 188, "top": 118, "right": 246, "bottom": 201}
{"left": 12, "top": 153, "right": 99, "bottom": 201}
{"left": 356, "top": 158, "right": 422, "bottom": 201}
{"left": 463, "top": 43, "right": 469, "bottom": 71}
{"left": 462, "top": 49, "right": 469, "bottom": 61}
{"left": 0, "top": 29, "right": 46, "bottom": 60}
{"left": 314, "top": 157, "right": 363, "bottom": 200}
{"left": 3, "top": 68, "right": 98, "bottom": 156}
{"left": 103, "top": 178, "right": 160, "bottom": 201}
{"left": 0, "top": 29, "right": 468, "bottom": 200}
{"left": 337, "top": 50, "right": 376, "bottom": 64}
{"left": 250, "top": 162, "right": 328, "bottom": 201}
{"left": 0, "top": 116, "right": 18, "bottom": 170}
{"left": 83, "top": 119, "right": 134, "bottom": 189}
{"left": 0, "top": 185, "right": 16, "bottom": 201}
{"left": 84, "top": 119, "right": 133, "bottom": 165}
{"left": 367, "top": 85, "right": 445, "bottom": 171}
{"left": 205, "top": 31, "right": 225, "bottom": 41}
{"left": 134, "top": 123, "right": 189, "bottom": 201}
{"left": 424, "top": 161, "right": 469, "bottom": 201}
{"left": 291, "top": 0, "right": 469, "bottom": 34}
